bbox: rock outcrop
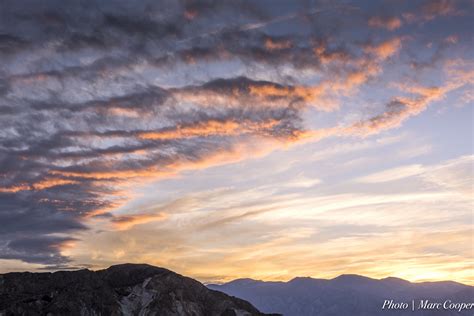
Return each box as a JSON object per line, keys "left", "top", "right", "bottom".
{"left": 0, "top": 263, "right": 275, "bottom": 316}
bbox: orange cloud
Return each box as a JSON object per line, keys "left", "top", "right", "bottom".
{"left": 402, "top": 0, "right": 460, "bottom": 23}
{"left": 0, "top": 184, "right": 31, "bottom": 193}
{"left": 317, "top": 59, "right": 382, "bottom": 95}
{"left": 264, "top": 38, "right": 292, "bottom": 51}
{"left": 138, "top": 119, "right": 279, "bottom": 140}
{"left": 107, "top": 107, "right": 141, "bottom": 118}
{"left": 364, "top": 38, "right": 402, "bottom": 60}
{"left": 0, "top": 178, "right": 78, "bottom": 192}
{"left": 313, "top": 45, "right": 350, "bottom": 65}
{"left": 184, "top": 10, "right": 198, "bottom": 20}
{"left": 50, "top": 239, "right": 77, "bottom": 251}
{"left": 48, "top": 137, "right": 288, "bottom": 223}
{"left": 178, "top": 82, "right": 290, "bottom": 109}
{"left": 368, "top": 16, "right": 402, "bottom": 30}
{"left": 50, "top": 168, "right": 176, "bottom": 181}
{"left": 422, "top": 0, "right": 459, "bottom": 20}
{"left": 248, "top": 84, "right": 326, "bottom": 106}
{"left": 173, "top": 80, "right": 340, "bottom": 112}
{"left": 444, "top": 59, "right": 474, "bottom": 85}
{"left": 346, "top": 79, "right": 462, "bottom": 136}
{"left": 111, "top": 213, "right": 167, "bottom": 230}
{"left": 164, "top": 136, "right": 286, "bottom": 173}
{"left": 297, "top": 60, "right": 473, "bottom": 141}
{"left": 32, "top": 178, "right": 79, "bottom": 190}
{"left": 292, "top": 127, "right": 340, "bottom": 144}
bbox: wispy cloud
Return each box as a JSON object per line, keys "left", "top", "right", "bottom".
{"left": 356, "top": 165, "right": 425, "bottom": 183}
{"left": 111, "top": 213, "right": 167, "bottom": 231}
{"left": 355, "top": 156, "right": 473, "bottom": 196}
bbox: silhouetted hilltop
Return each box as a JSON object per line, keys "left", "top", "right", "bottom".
{"left": 0, "top": 263, "right": 276, "bottom": 316}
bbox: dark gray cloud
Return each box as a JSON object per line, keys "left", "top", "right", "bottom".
{"left": 1, "top": 236, "right": 77, "bottom": 265}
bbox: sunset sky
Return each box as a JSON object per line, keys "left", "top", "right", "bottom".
{"left": 0, "top": 0, "right": 473, "bottom": 285}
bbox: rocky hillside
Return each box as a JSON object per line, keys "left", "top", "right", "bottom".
{"left": 0, "top": 263, "right": 276, "bottom": 316}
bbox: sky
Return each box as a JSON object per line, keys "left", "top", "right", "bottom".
{"left": 0, "top": 0, "right": 473, "bottom": 285}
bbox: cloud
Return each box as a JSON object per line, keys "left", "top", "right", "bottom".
{"left": 344, "top": 62, "right": 473, "bottom": 137}
{"left": 198, "top": 207, "right": 275, "bottom": 231}
{"left": 368, "top": 16, "right": 402, "bottom": 30}
{"left": 356, "top": 165, "right": 425, "bottom": 183}
{"left": 0, "top": 236, "right": 77, "bottom": 266}
{"left": 68, "top": 177, "right": 473, "bottom": 283}
{"left": 355, "top": 156, "right": 473, "bottom": 197}
{"left": 421, "top": 0, "right": 460, "bottom": 20}
{"left": 422, "top": 155, "right": 473, "bottom": 196}
{"left": 264, "top": 37, "right": 293, "bottom": 51}
{"left": 284, "top": 176, "right": 322, "bottom": 188}
{"left": 173, "top": 76, "right": 332, "bottom": 112}
{"left": 0, "top": 74, "right": 311, "bottom": 264}
{"left": 0, "top": 0, "right": 472, "bottom": 268}
{"left": 137, "top": 119, "right": 281, "bottom": 140}
{"left": 111, "top": 213, "right": 167, "bottom": 231}
{"left": 363, "top": 37, "right": 402, "bottom": 60}
{"left": 401, "top": 0, "right": 464, "bottom": 24}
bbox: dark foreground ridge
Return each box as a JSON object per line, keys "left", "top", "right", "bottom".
{"left": 208, "top": 274, "right": 474, "bottom": 316}
{"left": 0, "top": 263, "right": 278, "bottom": 316}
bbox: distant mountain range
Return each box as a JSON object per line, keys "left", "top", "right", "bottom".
{"left": 0, "top": 264, "right": 275, "bottom": 316}
{"left": 208, "top": 274, "right": 474, "bottom": 316}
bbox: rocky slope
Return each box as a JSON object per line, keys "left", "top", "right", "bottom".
{"left": 208, "top": 275, "right": 474, "bottom": 316}
{"left": 0, "top": 263, "right": 275, "bottom": 316}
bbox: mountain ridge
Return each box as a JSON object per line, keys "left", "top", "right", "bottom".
{"left": 208, "top": 274, "right": 474, "bottom": 316}
{"left": 211, "top": 275, "right": 470, "bottom": 287}
{"left": 0, "top": 263, "right": 277, "bottom": 316}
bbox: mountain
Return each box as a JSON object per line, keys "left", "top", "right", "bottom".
{"left": 0, "top": 263, "right": 277, "bottom": 316}
{"left": 208, "top": 274, "right": 474, "bottom": 316}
